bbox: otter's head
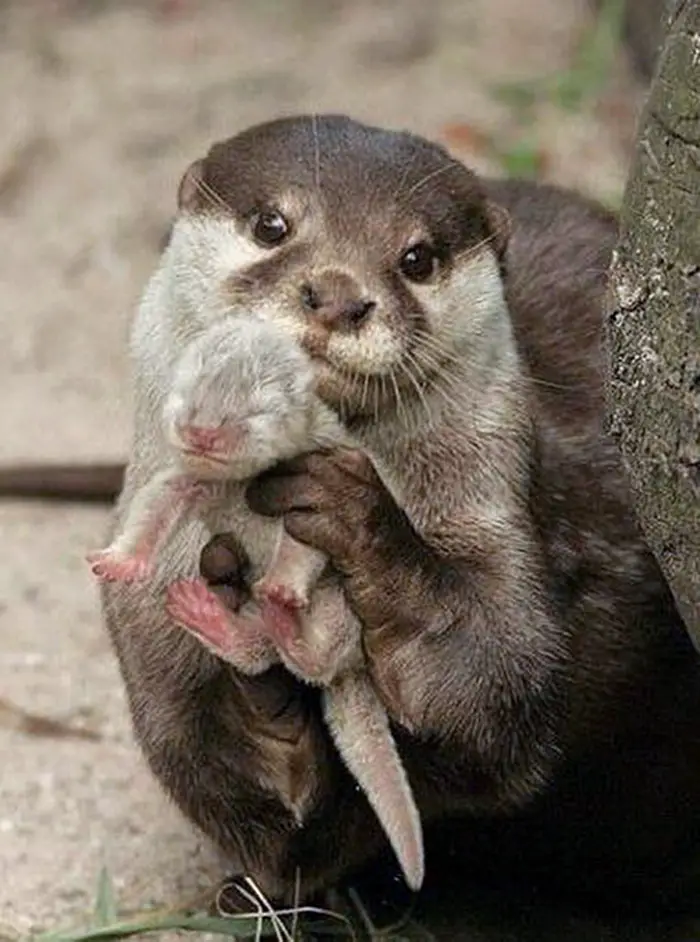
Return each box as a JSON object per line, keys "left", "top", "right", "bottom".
{"left": 167, "top": 114, "right": 511, "bottom": 424}
{"left": 164, "top": 317, "right": 317, "bottom": 480}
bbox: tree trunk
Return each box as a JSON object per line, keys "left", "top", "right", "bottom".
{"left": 605, "top": 0, "right": 700, "bottom": 641}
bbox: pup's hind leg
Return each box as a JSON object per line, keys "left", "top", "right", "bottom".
{"left": 253, "top": 529, "right": 328, "bottom": 645}
{"left": 167, "top": 577, "right": 276, "bottom": 675}
{"left": 268, "top": 584, "right": 358, "bottom": 686}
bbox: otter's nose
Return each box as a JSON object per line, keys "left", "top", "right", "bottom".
{"left": 300, "top": 271, "right": 376, "bottom": 331}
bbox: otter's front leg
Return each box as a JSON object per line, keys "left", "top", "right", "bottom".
{"left": 247, "top": 449, "right": 569, "bottom": 813}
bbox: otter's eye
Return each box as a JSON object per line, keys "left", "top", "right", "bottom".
{"left": 252, "top": 209, "right": 289, "bottom": 247}
{"left": 398, "top": 242, "right": 438, "bottom": 283}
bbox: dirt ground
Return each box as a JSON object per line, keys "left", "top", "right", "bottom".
{"left": 0, "top": 0, "right": 645, "bottom": 936}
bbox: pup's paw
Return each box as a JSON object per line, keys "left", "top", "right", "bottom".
{"left": 254, "top": 578, "right": 307, "bottom": 611}
{"left": 86, "top": 550, "right": 151, "bottom": 583}
{"left": 258, "top": 597, "right": 303, "bottom": 650}
{"left": 166, "top": 578, "right": 231, "bottom": 647}
{"left": 167, "top": 578, "right": 274, "bottom": 673}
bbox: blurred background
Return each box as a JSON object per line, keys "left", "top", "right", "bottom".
{"left": 0, "top": 0, "right": 663, "bottom": 936}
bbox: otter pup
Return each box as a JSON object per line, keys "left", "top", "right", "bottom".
{"left": 86, "top": 313, "right": 340, "bottom": 629}
{"left": 12, "top": 114, "right": 700, "bottom": 907}
{"left": 86, "top": 313, "right": 424, "bottom": 891}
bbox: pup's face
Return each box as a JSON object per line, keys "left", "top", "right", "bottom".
{"left": 167, "top": 114, "right": 510, "bottom": 423}
{"left": 163, "top": 318, "right": 315, "bottom": 480}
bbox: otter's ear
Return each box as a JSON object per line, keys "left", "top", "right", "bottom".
{"left": 483, "top": 200, "right": 511, "bottom": 260}
{"left": 177, "top": 158, "right": 205, "bottom": 212}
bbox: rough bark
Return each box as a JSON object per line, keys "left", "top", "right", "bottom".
{"left": 605, "top": 0, "right": 700, "bottom": 641}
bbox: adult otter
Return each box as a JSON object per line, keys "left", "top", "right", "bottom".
{"left": 3, "top": 115, "right": 700, "bottom": 917}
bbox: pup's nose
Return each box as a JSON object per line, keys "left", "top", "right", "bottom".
{"left": 300, "top": 271, "right": 375, "bottom": 331}
{"left": 178, "top": 423, "right": 244, "bottom": 456}
{"left": 180, "top": 425, "right": 222, "bottom": 453}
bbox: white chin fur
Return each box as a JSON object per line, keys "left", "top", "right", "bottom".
{"left": 326, "top": 319, "right": 405, "bottom": 375}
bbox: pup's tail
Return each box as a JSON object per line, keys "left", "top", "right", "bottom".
{"left": 323, "top": 669, "right": 424, "bottom": 892}
{"left": 0, "top": 463, "right": 125, "bottom": 502}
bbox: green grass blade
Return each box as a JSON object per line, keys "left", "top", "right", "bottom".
{"left": 32, "top": 906, "right": 357, "bottom": 941}
{"left": 92, "top": 868, "right": 118, "bottom": 928}
{"left": 34, "top": 911, "right": 284, "bottom": 940}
